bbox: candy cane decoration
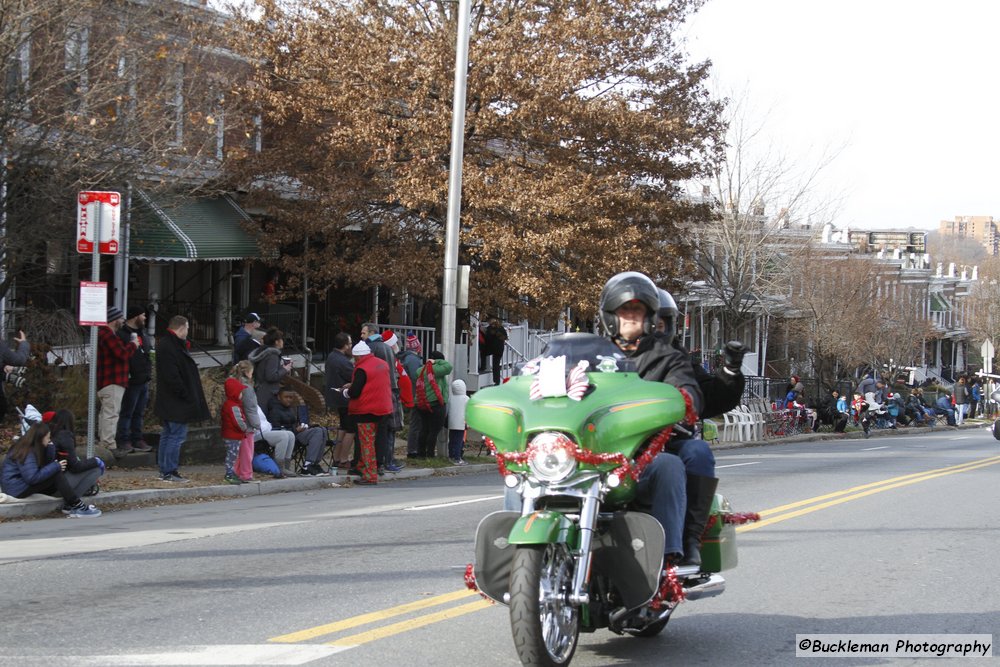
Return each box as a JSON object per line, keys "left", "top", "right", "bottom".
{"left": 566, "top": 361, "right": 589, "bottom": 401}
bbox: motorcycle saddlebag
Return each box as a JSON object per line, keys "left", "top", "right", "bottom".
{"left": 590, "top": 512, "right": 665, "bottom": 610}
{"left": 473, "top": 511, "right": 521, "bottom": 604}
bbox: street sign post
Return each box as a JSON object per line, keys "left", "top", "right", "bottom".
{"left": 981, "top": 339, "right": 995, "bottom": 374}
{"left": 77, "top": 191, "right": 121, "bottom": 457}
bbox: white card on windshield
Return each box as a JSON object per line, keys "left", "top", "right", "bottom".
{"left": 538, "top": 355, "right": 567, "bottom": 397}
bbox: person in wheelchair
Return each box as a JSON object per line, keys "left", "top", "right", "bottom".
{"left": 268, "top": 388, "right": 330, "bottom": 476}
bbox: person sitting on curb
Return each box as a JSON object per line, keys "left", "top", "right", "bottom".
{"left": 0, "top": 423, "right": 102, "bottom": 517}
{"left": 47, "top": 409, "right": 105, "bottom": 497}
{"left": 268, "top": 387, "right": 330, "bottom": 476}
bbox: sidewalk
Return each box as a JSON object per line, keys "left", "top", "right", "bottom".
{"left": 1, "top": 419, "right": 992, "bottom": 521}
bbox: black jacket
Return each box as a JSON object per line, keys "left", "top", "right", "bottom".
{"left": 629, "top": 334, "right": 703, "bottom": 418}
{"left": 52, "top": 430, "right": 100, "bottom": 473}
{"left": 119, "top": 323, "right": 152, "bottom": 385}
{"left": 154, "top": 332, "right": 210, "bottom": 424}
{"left": 267, "top": 397, "right": 300, "bottom": 432}
{"left": 662, "top": 334, "right": 744, "bottom": 419}
{"left": 324, "top": 349, "right": 354, "bottom": 409}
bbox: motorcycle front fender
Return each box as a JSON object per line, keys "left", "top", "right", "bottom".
{"left": 508, "top": 510, "right": 580, "bottom": 546}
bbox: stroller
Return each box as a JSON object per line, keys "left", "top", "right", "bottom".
{"left": 863, "top": 392, "right": 893, "bottom": 429}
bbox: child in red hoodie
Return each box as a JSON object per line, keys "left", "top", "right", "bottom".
{"left": 221, "top": 372, "right": 254, "bottom": 484}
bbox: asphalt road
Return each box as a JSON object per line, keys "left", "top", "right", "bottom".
{"left": 1, "top": 426, "right": 998, "bottom": 666}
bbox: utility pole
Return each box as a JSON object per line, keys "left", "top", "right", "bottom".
{"left": 440, "top": 0, "right": 472, "bottom": 364}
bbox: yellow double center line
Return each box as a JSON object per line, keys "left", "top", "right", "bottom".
{"left": 270, "top": 454, "right": 1000, "bottom": 648}
{"left": 737, "top": 453, "right": 1000, "bottom": 533}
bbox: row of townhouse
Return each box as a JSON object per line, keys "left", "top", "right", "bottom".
{"left": 679, "top": 223, "right": 979, "bottom": 387}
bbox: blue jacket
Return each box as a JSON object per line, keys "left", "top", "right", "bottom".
{"left": 1, "top": 446, "right": 59, "bottom": 498}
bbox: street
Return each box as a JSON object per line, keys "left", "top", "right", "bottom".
{"left": 1, "top": 427, "right": 999, "bottom": 666}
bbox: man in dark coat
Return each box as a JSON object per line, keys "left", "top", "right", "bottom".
{"left": 154, "top": 315, "right": 210, "bottom": 483}
{"left": 483, "top": 320, "right": 508, "bottom": 386}
{"left": 116, "top": 306, "right": 153, "bottom": 453}
{"left": 325, "top": 332, "right": 355, "bottom": 469}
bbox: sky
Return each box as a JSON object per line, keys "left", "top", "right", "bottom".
{"left": 682, "top": 0, "right": 1000, "bottom": 231}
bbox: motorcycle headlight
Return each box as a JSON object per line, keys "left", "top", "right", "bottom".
{"left": 527, "top": 432, "right": 578, "bottom": 483}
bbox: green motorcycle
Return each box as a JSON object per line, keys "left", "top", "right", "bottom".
{"left": 467, "top": 334, "right": 750, "bottom": 667}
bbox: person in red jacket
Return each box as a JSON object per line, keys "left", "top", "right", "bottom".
{"left": 97, "top": 306, "right": 139, "bottom": 455}
{"left": 221, "top": 374, "right": 255, "bottom": 484}
{"left": 339, "top": 340, "right": 392, "bottom": 485}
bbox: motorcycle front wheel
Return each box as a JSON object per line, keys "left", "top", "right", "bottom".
{"left": 509, "top": 544, "right": 579, "bottom": 666}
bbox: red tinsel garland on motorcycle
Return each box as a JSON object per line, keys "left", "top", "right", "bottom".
{"left": 650, "top": 565, "right": 685, "bottom": 609}
{"left": 704, "top": 511, "right": 762, "bottom": 534}
{"left": 485, "top": 388, "right": 698, "bottom": 482}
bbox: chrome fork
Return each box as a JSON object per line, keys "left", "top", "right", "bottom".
{"left": 567, "top": 479, "right": 601, "bottom": 605}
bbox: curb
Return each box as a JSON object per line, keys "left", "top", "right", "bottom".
{"left": 0, "top": 465, "right": 446, "bottom": 520}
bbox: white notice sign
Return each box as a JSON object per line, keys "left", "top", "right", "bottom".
{"left": 79, "top": 281, "right": 108, "bottom": 326}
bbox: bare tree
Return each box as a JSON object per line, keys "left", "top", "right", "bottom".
{"left": 0, "top": 0, "right": 235, "bottom": 306}
{"left": 689, "top": 91, "right": 844, "bottom": 342}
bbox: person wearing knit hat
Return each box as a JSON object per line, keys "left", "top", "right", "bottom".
{"left": 97, "top": 304, "right": 140, "bottom": 456}
{"left": 405, "top": 333, "right": 422, "bottom": 356}
{"left": 116, "top": 305, "right": 154, "bottom": 453}
{"left": 232, "top": 312, "right": 263, "bottom": 364}
{"left": 342, "top": 338, "right": 391, "bottom": 484}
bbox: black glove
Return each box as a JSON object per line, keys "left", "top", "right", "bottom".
{"left": 723, "top": 341, "right": 746, "bottom": 374}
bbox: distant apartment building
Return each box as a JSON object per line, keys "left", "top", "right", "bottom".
{"left": 939, "top": 216, "right": 998, "bottom": 256}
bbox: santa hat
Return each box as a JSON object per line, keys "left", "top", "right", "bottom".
{"left": 352, "top": 340, "right": 371, "bottom": 356}
{"left": 406, "top": 333, "right": 422, "bottom": 355}
{"left": 382, "top": 329, "right": 399, "bottom": 348}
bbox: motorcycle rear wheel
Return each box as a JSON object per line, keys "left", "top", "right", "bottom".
{"left": 509, "top": 544, "right": 579, "bottom": 666}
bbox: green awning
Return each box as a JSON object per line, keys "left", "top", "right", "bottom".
{"left": 930, "top": 293, "right": 951, "bottom": 312}
{"left": 129, "top": 190, "right": 260, "bottom": 261}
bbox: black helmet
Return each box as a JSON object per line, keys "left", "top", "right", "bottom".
{"left": 657, "top": 288, "right": 679, "bottom": 335}
{"left": 599, "top": 272, "right": 660, "bottom": 340}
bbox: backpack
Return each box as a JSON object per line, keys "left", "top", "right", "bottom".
{"left": 252, "top": 453, "right": 280, "bottom": 476}
{"left": 397, "top": 361, "right": 414, "bottom": 408}
{"left": 414, "top": 361, "right": 444, "bottom": 412}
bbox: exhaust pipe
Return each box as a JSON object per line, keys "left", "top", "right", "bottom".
{"left": 684, "top": 573, "right": 726, "bottom": 600}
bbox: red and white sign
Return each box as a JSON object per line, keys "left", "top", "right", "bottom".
{"left": 79, "top": 281, "right": 108, "bottom": 326}
{"left": 77, "top": 191, "right": 121, "bottom": 255}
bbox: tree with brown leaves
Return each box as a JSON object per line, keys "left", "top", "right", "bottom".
{"left": 224, "top": 0, "right": 723, "bottom": 321}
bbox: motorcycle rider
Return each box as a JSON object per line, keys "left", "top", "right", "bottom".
{"left": 654, "top": 288, "right": 745, "bottom": 564}
{"left": 599, "top": 272, "right": 718, "bottom": 566}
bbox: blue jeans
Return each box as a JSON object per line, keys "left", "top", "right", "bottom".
{"left": 158, "top": 421, "right": 188, "bottom": 475}
{"left": 668, "top": 438, "right": 716, "bottom": 477}
{"left": 116, "top": 383, "right": 149, "bottom": 445}
{"left": 635, "top": 453, "right": 687, "bottom": 556}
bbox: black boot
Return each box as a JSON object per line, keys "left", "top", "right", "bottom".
{"left": 682, "top": 474, "right": 719, "bottom": 566}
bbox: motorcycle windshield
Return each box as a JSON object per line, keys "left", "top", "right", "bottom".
{"left": 516, "top": 333, "right": 636, "bottom": 375}
{"left": 470, "top": 334, "right": 686, "bottom": 462}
